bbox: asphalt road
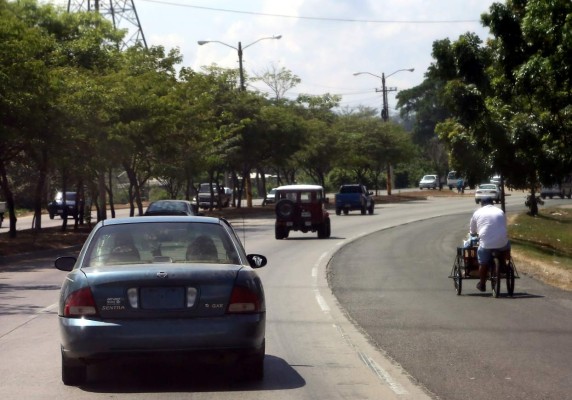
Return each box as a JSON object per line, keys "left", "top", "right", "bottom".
{"left": 1, "top": 194, "right": 570, "bottom": 399}
{"left": 329, "top": 212, "right": 572, "bottom": 400}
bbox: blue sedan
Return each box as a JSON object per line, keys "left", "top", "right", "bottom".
{"left": 55, "top": 216, "right": 268, "bottom": 385}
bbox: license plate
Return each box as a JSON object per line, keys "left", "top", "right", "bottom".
{"left": 305, "top": 221, "right": 311, "bottom": 226}
{"left": 301, "top": 211, "right": 311, "bottom": 217}
{"left": 140, "top": 287, "right": 184, "bottom": 309}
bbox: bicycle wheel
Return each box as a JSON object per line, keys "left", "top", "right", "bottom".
{"left": 491, "top": 258, "right": 501, "bottom": 298}
{"left": 506, "top": 261, "right": 515, "bottom": 296}
{"left": 453, "top": 258, "right": 463, "bottom": 295}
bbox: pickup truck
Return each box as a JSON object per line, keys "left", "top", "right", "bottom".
{"left": 196, "top": 183, "right": 232, "bottom": 209}
{"left": 334, "top": 184, "right": 374, "bottom": 215}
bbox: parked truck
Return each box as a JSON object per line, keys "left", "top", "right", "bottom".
{"left": 196, "top": 183, "right": 232, "bottom": 209}
{"left": 334, "top": 184, "right": 374, "bottom": 215}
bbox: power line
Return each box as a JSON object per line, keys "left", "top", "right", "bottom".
{"left": 139, "top": 0, "right": 481, "bottom": 24}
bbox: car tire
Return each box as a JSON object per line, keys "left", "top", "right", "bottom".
{"left": 275, "top": 225, "right": 287, "bottom": 240}
{"left": 318, "top": 219, "right": 331, "bottom": 239}
{"left": 275, "top": 199, "right": 295, "bottom": 219}
{"left": 61, "top": 352, "right": 86, "bottom": 386}
{"left": 360, "top": 205, "right": 366, "bottom": 215}
{"left": 343, "top": 208, "right": 349, "bottom": 215}
{"left": 368, "top": 203, "right": 374, "bottom": 215}
{"left": 241, "top": 341, "right": 265, "bottom": 381}
{"left": 335, "top": 208, "right": 341, "bottom": 216}
{"left": 49, "top": 213, "right": 54, "bottom": 220}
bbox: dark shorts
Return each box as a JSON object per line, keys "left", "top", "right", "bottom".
{"left": 477, "top": 243, "right": 511, "bottom": 265}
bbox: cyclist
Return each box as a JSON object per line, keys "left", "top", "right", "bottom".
{"left": 469, "top": 197, "right": 510, "bottom": 292}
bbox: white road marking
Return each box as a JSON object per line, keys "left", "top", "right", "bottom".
{"left": 312, "top": 250, "right": 408, "bottom": 395}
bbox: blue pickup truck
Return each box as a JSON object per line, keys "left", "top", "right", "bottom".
{"left": 334, "top": 184, "right": 374, "bottom": 215}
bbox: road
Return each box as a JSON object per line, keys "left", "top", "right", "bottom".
{"left": 1, "top": 194, "right": 570, "bottom": 399}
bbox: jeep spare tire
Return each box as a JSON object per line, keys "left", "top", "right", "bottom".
{"left": 275, "top": 199, "right": 295, "bottom": 219}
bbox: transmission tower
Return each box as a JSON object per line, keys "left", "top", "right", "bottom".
{"left": 67, "top": 0, "right": 147, "bottom": 49}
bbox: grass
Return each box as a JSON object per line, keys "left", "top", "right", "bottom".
{"left": 509, "top": 207, "right": 572, "bottom": 272}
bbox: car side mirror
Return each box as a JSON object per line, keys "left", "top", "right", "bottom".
{"left": 246, "top": 254, "right": 267, "bottom": 268}
{"left": 55, "top": 256, "right": 77, "bottom": 271}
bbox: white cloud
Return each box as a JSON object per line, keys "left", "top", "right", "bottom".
{"left": 52, "top": 0, "right": 497, "bottom": 110}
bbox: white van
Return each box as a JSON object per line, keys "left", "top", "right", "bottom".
{"left": 446, "top": 171, "right": 465, "bottom": 190}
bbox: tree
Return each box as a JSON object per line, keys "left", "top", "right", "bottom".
{"left": 253, "top": 64, "right": 301, "bottom": 100}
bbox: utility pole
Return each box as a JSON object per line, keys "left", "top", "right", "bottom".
{"left": 376, "top": 73, "right": 397, "bottom": 194}
{"left": 354, "top": 68, "right": 414, "bottom": 196}
{"left": 67, "top": 0, "right": 147, "bottom": 50}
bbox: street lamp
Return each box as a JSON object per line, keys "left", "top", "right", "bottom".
{"left": 353, "top": 68, "right": 414, "bottom": 195}
{"left": 197, "top": 35, "right": 282, "bottom": 91}
{"left": 197, "top": 35, "right": 282, "bottom": 208}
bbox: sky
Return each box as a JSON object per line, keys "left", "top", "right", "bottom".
{"left": 53, "top": 0, "right": 498, "bottom": 115}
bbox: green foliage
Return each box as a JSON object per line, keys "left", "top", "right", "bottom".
{"left": 411, "top": 0, "right": 572, "bottom": 195}
{"left": 1, "top": 0, "right": 421, "bottom": 226}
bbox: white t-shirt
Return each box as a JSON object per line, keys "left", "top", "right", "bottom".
{"left": 469, "top": 205, "right": 509, "bottom": 249}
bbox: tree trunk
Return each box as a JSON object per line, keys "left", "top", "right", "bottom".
{"left": 33, "top": 151, "right": 48, "bottom": 231}
{"left": 0, "top": 159, "right": 18, "bottom": 238}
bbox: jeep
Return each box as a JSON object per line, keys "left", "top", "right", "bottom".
{"left": 274, "top": 184, "right": 331, "bottom": 239}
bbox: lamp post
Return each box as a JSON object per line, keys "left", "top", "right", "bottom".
{"left": 197, "top": 35, "right": 281, "bottom": 207}
{"left": 353, "top": 68, "right": 414, "bottom": 195}
{"left": 198, "top": 35, "right": 282, "bottom": 92}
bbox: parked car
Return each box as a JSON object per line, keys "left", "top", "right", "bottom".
{"left": 54, "top": 216, "right": 268, "bottom": 385}
{"left": 47, "top": 191, "right": 79, "bottom": 219}
{"left": 334, "top": 184, "right": 374, "bottom": 215}
{"left": 419, "top": 175, "right": 439, "bottom": 190}
{"left": 144, "top": 199, "right": 198, "bottom": 216}
{"left": 262, "top": 188, "right": 277, "bottom": 206}
{"left": 196, "top": 183, "right": 232, "bottom": 209}
{"left": 274, "top": 184, "right": 331, "bottom": 239}
{"left": 475, "top": 183, "right": 501, "bottom": 204}
{"left": 540, "top": 184, "right": 564, "bottom": 199}
{"left": 490, "top": 175, "right": 502, "bottom": 185}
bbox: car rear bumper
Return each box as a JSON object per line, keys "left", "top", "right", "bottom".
{"left": 59, "top": 313, "right": 265, "bottom": 361}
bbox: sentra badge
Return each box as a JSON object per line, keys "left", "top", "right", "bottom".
{"left": 102, "top": 297, "right": 125, "bottom": 311}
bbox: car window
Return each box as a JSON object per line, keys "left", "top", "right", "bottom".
{"left": 149, "top": 202, "right": 186, "bottom": 212}
{"left": 84, "top": 222, "right": 240, "bottom": 267}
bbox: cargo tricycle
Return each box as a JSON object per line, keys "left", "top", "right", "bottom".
{"left": 449, "top": 237, "right": 519, "bottom": 297}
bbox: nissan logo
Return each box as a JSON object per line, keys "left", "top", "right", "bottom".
{"left": 156, "top": 271, "right": 168, "bottom": 279}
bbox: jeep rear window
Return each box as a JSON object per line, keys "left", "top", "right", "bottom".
{"left": 340, "top": 186, "right": 361, "bottom": 194}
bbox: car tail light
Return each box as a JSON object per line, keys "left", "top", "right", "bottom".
{"left": 227, "top": 285, "right": 261, "bottom": 313}
{"left": 64, "top": 287, "right": 98, "bottom": 317}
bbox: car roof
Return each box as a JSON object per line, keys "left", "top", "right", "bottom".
{"left": 98, "top": 215, "right": 221, "bottom": 226}
{"left": 149, "top": 199, "right": 191, "bottom": 205}
{"left": 276, "top": 184, "right": 323, "bottom": 191}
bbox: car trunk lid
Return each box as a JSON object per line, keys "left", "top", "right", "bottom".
{"left": 82, "top": 264, "right": 242, "bottom": 319}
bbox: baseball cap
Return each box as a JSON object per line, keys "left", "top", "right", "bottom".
{"left": 481, "top": 197, "right": 494, "bottom": 206}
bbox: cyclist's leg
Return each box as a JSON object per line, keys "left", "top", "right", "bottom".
{"left": 477, "top": 247, "right": 493, "bottom": 291}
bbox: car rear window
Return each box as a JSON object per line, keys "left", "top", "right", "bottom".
{"left": 83, "top": 222, "right": 241, "bottom": 267}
